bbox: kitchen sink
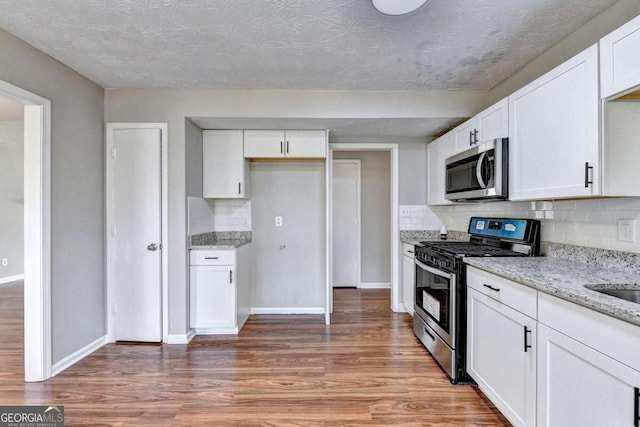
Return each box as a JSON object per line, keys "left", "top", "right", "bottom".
{"left": 585, "top": 284, "right": 640, "bottom": 304}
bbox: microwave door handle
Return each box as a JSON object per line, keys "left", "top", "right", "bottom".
{"left": 476, "top": 152, "right": 487, "bottom": 189}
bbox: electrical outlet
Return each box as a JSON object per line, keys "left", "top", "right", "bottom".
{"left": 275, "top": 216, "right": 283, "bottom": 227}
{"left": 1, "top": 258, "right": 7, "bottom": 267}
{"left": 617, "top": 219, "right": 635, "bottom": 243}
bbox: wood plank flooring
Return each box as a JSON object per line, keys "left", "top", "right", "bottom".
{"left": 0, "top": 283, "right": 510, "bottom": 426}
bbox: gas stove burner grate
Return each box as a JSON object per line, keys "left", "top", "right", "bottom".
{"left": 418, "top": 241, "right": 522, "bottom": 257}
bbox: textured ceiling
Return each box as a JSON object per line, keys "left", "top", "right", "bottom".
{"left": 0, "top": 0, "right": 618, "bottom": 90}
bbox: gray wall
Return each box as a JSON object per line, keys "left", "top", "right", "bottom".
{"left": 331, "top": 137, "right": 429, "bottom": 205}
{"left": 185, "top": 118, "right": 203, "bottom": 198}
{"left": 0, "top": 28, "right": 105, "bottom": 363}
{"left": 250, "top": 162, "right": 325, "bottom": 309}
{"left": 333, "top": 151, "right": 390, "bottom": 283}
{"left": 105, "top": 90, "right": 480, "bottom": 335}
{"left": 0, "top": 120, "right": 24, "bottom": 280}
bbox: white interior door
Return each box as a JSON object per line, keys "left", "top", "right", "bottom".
{"left": 332, "top": 160, "right": 360, "bottom": 288}
{"left": 112, "top": 127, "right": 162, "bottom": 342}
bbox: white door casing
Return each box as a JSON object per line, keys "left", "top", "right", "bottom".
{"left": 332, "top": 160, "right": 361, "bottom": 288}
{"left": 328, "top": 143, "right": 400, "bottom": 313}
{"left": 106, "top": 123, "right": 168, "bottom": 343}
{"left": 0, "top": 80, "right": 52, "bottom": 382}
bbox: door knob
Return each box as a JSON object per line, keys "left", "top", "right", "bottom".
{"left": 147, "top": 243, "right": 158, "bottom": 251}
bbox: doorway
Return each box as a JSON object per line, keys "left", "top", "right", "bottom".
{"left": 0, "top": 80, "right": 52, "bottom": 382}
{"left": 327, "top": 143, "right": 400, "bottom": 322}
{"left": 106, "top": 123, "right": 169, "bottom": 343}
{"left": 332, "top": 160, "right": 361, "bottom": 288}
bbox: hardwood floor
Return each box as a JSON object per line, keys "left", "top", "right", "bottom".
{"left": 0, "top": 284, "right": 510, "bottom": 426}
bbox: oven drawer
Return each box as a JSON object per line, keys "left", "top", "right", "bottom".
{"left": 467, "top": 266, "right": 537, "bottom": 319}
{"left": 413, "top": 314, "right": 455, "bottom": 379}
{"left": 190, "top": 249, "right": 236, "bottom": 266}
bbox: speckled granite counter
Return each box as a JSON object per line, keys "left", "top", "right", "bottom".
{"left": 189, "top": 231, "right": 251, "bottom": 249}
{"left": 400, "top": 230, "right": 470, "bottom": 247}
{"left": 464, "top": 248, "right": 640, "bottom": 327}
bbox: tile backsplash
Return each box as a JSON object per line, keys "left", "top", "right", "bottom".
{"left": 431, "top": 198, "right": 640, "bottom": 254}
{"left": 188, "top": 197, "right": 252, "bottom": 234}
{"left": 400, "top": 205, "right": 443, "bottom": 231}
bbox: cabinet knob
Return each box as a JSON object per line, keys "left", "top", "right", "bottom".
{"left": 147, "top": 243, "right": 158, "bottom": 251}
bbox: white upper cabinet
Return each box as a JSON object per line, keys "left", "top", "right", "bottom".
{"left": 202, "top": 130, "right": 250, "bottom": 199}
{"left": 454, "top": 98, "right": 509, "bottom": 153}
{"left": 244, "top": 130, "right": 326, "bottom": 159}
{"left": 600, "top": 14, "right": 640, "bottom": 99}
{"left": 427, "top": 131, "right": 455, "bottom": 206}
{"left": 509, "top": 44, "right": 600, "bottom": 201}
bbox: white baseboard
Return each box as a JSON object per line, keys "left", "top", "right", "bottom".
{"left": 0, "top": 274, "right": 24, "bottom": 285}
{"left": 166, "top": 329, "right": 196, "bottom": 344}
{"left": 358, "top": 282, "right": 391, "bottom": 289}
{"left": 251, "top": 307, "right": 325, "bottom": 315}
{"left": 195, "top": 326, "right": 239, "bottom": 335}
{"left": 52, "top": 334, "right": 107, "bottom": 377}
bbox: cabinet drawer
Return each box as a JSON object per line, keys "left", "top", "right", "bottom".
{"left": 190, "top": 249, "right": 236, "bottom": 266}
{"left": 467, "top": 266, "right": 537, "bottom": 319}
{"left": 402, "top": 243, "right": 416, "bottom": 258}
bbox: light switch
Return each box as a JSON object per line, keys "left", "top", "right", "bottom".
{"left": 275, "top": 216, "right": 283, "bottom": 227}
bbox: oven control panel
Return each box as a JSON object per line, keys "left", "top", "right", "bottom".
{"left": 469, "top": 217, "right": 528, "bottom": 241}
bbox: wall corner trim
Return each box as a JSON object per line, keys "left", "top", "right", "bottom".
{"left": 51, "top": 335, "right": 107, "bottom": 377}
{"left": 166, "top": 330, "right": 196, "bottom": 345}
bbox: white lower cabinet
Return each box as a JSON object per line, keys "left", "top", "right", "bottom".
{"left": 189, "top": 244, "right": 251, "bottom": 334}
{"left": 467, "top": 287, "right": 537, "bottom": 427}
{"left": 401, "top": 243, "right": 415, "bottom": 315}
{"left": 537, "top": 324, "right": 640, "bottom": 427}
{"left": 537, "top": 293, "right": 640, "bottom": 427}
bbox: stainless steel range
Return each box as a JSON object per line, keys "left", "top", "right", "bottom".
{"left": 413, "top": 217, "right": 540, "bottom": 384}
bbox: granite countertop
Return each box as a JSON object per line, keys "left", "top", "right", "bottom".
{"left": 464, "top": 256, "right": 640, "bottom": 327}
{"left": 189, "top": 231, "right": 251, "bottom": 249}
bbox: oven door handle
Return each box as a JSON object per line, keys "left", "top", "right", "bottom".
{"left": 476, "top": 152, "right": 487, "bottom": 189}
{"left": 415, "top": 259, "right": 455, "bottom": 281}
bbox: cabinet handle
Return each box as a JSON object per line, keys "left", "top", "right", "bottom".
{"left": 286, "top": 140, "right": 289, "bottom": 154}
{"left": 238, "top": 182, "right": 241, "bottom": 195}
{"left": 469, "top": 130, "right": 473, "bottom": 146}
{"left": 634, "top": 387, "right": 639, "bottom": 427}
{"left": 407, "top": 251, "right": 414, "bottom": 254}
{"left": 473, "top": 129, "right": 479, "bottom": 144}
{"left": 423, "top": 326, "right": 436, "bottom": 342}
{"left": 584, "top": 162, "right": 594, "bottom": 188}
{"left": 523, "top": 326, "right": 532, "bottom": 352}
{"left": 204, "top": 257, "right": 219, "bottom": 260}
{"left": 280, "top": 141, "right": 283, "bottom": 153}
{"left": 230, "top": 270, "right": 233, "bottom": 284}
{"left": 483, "top": 283, "right": 500, "bottom": 292}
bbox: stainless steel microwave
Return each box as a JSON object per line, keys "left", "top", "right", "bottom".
{"left": 445, "top": 138, "right": 508, "bottom": 201}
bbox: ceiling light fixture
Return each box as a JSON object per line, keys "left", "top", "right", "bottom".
{"left": 371, "top": 0, "right": 430, "bottom": 16}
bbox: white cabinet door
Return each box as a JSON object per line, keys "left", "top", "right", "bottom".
{"left": 427, "top": 132, "right": 454, "bottom": 206}
{"left": 202, "top": 130, "right": 250, "bottom": 198}
{"left": 476, "top": 97, "right": 508, "bottom": 142}
{"left": 285, "top": 130, "right": 326, "bottom": 158}
{"left": 454, "top": 119, "right": 475, "bottom": 153}
{"left": 537, "top": 324, "right": 640, "bottom": 427}
{"left": 600, "top": 14, "right": 640, "bottom": 99}
{"left": 402, "top": 253, "right": 414, "bottom": 315}
{"left": 509, "top": 44, "right": 600, "bottom": 200}
{"left": 467, "top": 288, "right": 536, "bottom": 427}
{"left": 190, "top": 265, "right": 236, "bottom": 329}
{"left": 244, "top": 130, "right": 285, "bottom": 158}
